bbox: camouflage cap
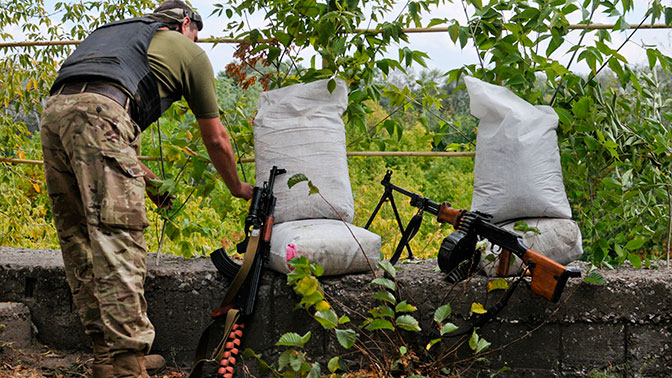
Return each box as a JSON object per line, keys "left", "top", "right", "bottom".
{"left": 145, "top": 7, "right": 203, "bottom": 31}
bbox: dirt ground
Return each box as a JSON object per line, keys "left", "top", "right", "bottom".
{"left": 0, "top": 343, "right": 186, "bottom": 378}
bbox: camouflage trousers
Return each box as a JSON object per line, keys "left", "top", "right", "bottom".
{"left": 40, "top": 92, "right": 154, "bottom": 355}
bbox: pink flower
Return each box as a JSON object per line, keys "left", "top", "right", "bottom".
{"left": 286, "top": 244, "right": 297, "bottom": 270}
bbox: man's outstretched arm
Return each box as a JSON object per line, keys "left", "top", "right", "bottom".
{"left": 197, "top": 117, "right": 253, "bottom": 201}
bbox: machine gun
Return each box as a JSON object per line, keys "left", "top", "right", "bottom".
{"left": 366, "top": 170, "right": 580, "bottom": 303}
{"left": 190, "top": 166, "right": 286, "bottom": 378}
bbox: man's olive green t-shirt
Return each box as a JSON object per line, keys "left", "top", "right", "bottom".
{"left": 147, "top": 30, "right": 219, "bottom": 119}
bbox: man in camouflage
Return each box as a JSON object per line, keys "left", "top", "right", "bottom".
{"left": 40, "top": 1, "right": 253, "bottom": 377}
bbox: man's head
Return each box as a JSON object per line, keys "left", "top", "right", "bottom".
{"left": 149, "top": 1, "right": 203, "bottom": 41}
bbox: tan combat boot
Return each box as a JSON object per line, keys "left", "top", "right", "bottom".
{"left": 143, "top": 353, "right": 165, "bottom": 375}
{"left": 91, "top": 333, "right": 113, "bottom": 378}
{"left": 112, "top": 351, "right": 150, "bottom": 378}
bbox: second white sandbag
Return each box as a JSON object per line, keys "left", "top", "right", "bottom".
{"left": 479, "top": 218, "right": 583, "bottom": 277}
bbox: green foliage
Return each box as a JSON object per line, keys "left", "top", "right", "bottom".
{"left": 245, "top": 257, "right": 497, "bottom": 377}
{"left": 216, "top": 0, "right": 446, "bottom": 151}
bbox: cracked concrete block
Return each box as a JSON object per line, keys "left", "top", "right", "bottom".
{"left": 561, "top": 323, "right": 626, "bottom": 371}
{"left": 0, "top": 302, "right": 33, "bottom": 349}
{"left": 481, "top": 323, "right": 562, "bottom": 370}
{"left": 628, "top": 324, "right": 672, "bottom": 376}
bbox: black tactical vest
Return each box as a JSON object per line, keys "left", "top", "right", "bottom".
{"left": 51, "top": 17, "right": 166, "bottom": 130}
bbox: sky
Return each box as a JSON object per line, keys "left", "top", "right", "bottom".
{"left": 5, "top": 1, "right": 672, "bottom": 77}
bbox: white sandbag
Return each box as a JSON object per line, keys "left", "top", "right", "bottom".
{"left": 465, "top": 76, "right": 572, "bottom": 223}
{"left": 254, "top": 79, "right": 354, "bottom": 223}
{"left": 479, "top": 218, "right": 583, "bottom": 277}
{"left": 267, "top": 219, "right": 381, "bottom": 276}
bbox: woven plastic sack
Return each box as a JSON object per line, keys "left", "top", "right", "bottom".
{"left": 465, "top": 76, "right": 571, "bottom": 223}
{"left": 254, "top": 79, "right": 354, "bottom": 223}
{"left": 267, "top": 219, "right": 381, "bottom": 276}
{"left": 479, "top": 218, "right": 583, "bottom": 277}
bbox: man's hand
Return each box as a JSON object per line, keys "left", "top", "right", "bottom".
{"left": 234, "top": 182, "right": 254, "bottom": 201}
{"left": 146, "top": 180, "right": 175, "bottom": 210}
{"left": 138, "top": 161, "right": 174, "bottom": 210}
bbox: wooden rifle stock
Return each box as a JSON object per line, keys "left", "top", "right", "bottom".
{"left": 522, "top": 249, "right": 579, "bottom": 302}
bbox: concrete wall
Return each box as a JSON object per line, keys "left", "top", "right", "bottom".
{"left": 1, "top": 246, "right": 671, "bottom": 377}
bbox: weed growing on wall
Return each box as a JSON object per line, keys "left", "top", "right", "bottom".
{"left": 244, "top": 257, "right": 508, "bottom": 377}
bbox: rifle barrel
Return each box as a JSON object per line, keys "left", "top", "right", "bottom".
{"left": 385, "top": 181, "right": 441, "bottom": 215}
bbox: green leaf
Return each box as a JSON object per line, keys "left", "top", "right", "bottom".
{"left": 266, "top": 46, "right": 281, "bottom": 63}
{"left": 583, "top": 135, "right": 599, "bottom": 151}
{"left": 440, "top": 322, "right": 458, "bottom": 335}
{"left": 487, "top": 278, "right": 509, "bottom": 292}
{"left": 426, "top": 338, "right": 442, "bottom": 350}
{"left": 314, "top": 309, "right": 339, "bottom": 329}
{"left": 628, "top": 253, "right": 642, "bottom": 269}
{"left": 373, "top": 290, "right": 396, "bottom": 304}
{"left": 583, "top": 272, "right": 605, "bottom": 285}
{"left": 328, "top": 356, "right": 343, "bottom": 372}
{"left": 433, "top": 304, "right": 452, "bottom": 324}
{"left": 365, "top": 318, "right": 394, "bottom": 331}
{"left": 555, "top": 107, "right": 573, "bottom": 129}
{"left": 288, "top": 174, "right": 309, "bottom": 189}
{"left": 275, "top": 31, "right": 292, "bottom": 47}
{"left": 308, "top": 181, "right": 320, "bottom": 195}
{"left": 327, "top": 78, "right": 336, "bottom": 93}
{"left": 307, "top": 362, "right": 320, "bottom": 378}
{"left": 447, "top": 23, "right": 459, "bottom": 43}
{"left": 513, "top": 221, "right": 541, "bottom": 234}
{"left": 369, "top": 305, "right": 395, "bottom": 318}
{"left": 276, "top": 331, "right": 311, "bottom": 347}
{"left": 646, "top": 49, "right": 657, "bottom": 69}
{"left": 625, "top": 237, "right": 645, "bottom": 251}
{"left": 296, "top": 276, "right": 319, "bottom": 296}
{"left": 299, "top": 291, "right": 324, "bottom": 308}
{"left": 572, "top": 97, "right": 593, "bottom": 119}
{"left": 278, "top": 349, "right": 293, "bottom": 370}
{"left": 378, "top": 260, "right": 396, "bottom": 278}
{"left": 396, "top": 315, "right": 421, "bottom": 332}
{"left": 376, "top": 59, "right": 390, "bottom": 75}
{"left": 371, "top": 277, "right": 396, "bottom": 291}
{"left": 335, "top": 329, "right": 357, "bottom": 349}
{"left": 471, "top": 303, "right": 487, "bottom": 314}
{"left": 395, "top": 301, "right": 416, "bottom": 313}
{"left": 288, "top": 350, "right": 307, "bottom": 371}
{"left": 469, "top": 330, "right": 491, "bottom": 353}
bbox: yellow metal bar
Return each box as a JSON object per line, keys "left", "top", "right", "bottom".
{"left": 0, "top": 151, "right": 475, "bottom": 166}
